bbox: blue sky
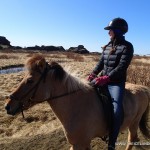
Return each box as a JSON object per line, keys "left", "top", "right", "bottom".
{"left": 0, "top": 0, "right": 150, "bottom": 55}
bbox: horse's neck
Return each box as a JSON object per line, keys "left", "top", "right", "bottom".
{"left": 48, "top": 88, "right": 107, "bottom": 132}
{"left": 48, "top": 88, "right": 85, "bottom": 123}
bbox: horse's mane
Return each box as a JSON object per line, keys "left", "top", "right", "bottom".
{"left": 25, "top": 54, "right": 92, "bottom": 92}
{"left": 49, "top": 61, "right": 92, "bottom": 92}
{"left": 62, "top": 69, "right": 92, "bottom": 92}
{"left": 25, "top": 54, "right": 46, "bottom": 72}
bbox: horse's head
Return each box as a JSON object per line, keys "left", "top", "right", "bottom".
{"left": 5, "top": 54, "right": 65, "bottom": 116}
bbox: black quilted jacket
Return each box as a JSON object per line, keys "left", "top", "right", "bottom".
{"left": 93, "top": 36, "right": 134, "bottom": 83}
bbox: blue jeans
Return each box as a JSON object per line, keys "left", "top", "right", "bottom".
{"left": 107, "top": 82, "right": 125, "bottom": 149}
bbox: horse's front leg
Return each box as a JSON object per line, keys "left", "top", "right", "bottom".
{"left": 70, "top": 144, "right": 91, "bottom": 150}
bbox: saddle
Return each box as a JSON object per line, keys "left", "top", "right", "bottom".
{"left": 96, "top": 86, "right": 113, "bottom": 130}
{"left": 89, "top": 82, "right": 114, "bottom": 132}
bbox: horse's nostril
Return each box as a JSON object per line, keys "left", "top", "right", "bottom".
{"left": 10, "top": 95, "right": 15, "bottom": 100}
{"left": 5, "top": 104, "right": 10, "bottom": 111}
{"left": 5, "top": 95, "right": 9, "bottom": 99}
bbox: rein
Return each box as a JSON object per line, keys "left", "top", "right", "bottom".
{"left": 22, "top": 89, "right": 80, "bottom": 119}
{"left": 46, "top": 89, "right": 81, "bottom": 101}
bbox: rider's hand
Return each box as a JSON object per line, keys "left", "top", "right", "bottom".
{"left": 94, "top": 76, "right": 110, "bottom": 86}
{"left": 87, "top": 73, "right": 97, "bottom": 82}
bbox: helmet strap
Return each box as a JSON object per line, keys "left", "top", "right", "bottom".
{"left": 112, "top": 29, "right": 123, "bottom": 36}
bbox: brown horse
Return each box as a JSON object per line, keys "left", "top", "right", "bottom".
{"left": 5, "top": 55, "right": 150, "bottom": 150}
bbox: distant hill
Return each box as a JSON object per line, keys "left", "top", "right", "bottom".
{"left": 0, "top": 36, "right": 91, "bottom": 54}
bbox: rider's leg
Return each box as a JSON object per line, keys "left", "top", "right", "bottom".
{"left": 107, "top": 82, "right": 125, "bottom": 149}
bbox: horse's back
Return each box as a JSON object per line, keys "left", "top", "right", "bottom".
{"left": 122, "top": 83, "right": 149, "bottom": 130}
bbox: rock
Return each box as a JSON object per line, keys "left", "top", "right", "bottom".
{"left": 26, "top": 45, "right": 65, "bottom": 51}
{"left": 0, "top": 36, "right": 11, "bottom": 46}
{"left": 67, "top": 45, "right": 89, "bottom": 54}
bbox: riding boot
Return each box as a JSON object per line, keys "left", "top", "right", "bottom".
{"left": 108, "top": 146, "right": 115, "bottom": 150}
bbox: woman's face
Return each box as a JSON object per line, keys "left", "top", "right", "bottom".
{"left": 109, "top": 29, "right": 115, "bottom": 39}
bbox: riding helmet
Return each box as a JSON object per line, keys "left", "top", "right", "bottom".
{"left": 104, "top": 18, "right": 128, "bottom": 34}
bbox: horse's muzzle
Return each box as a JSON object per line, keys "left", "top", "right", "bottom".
{"left": 5, "top": 104, "right": 14, "bottom": 115}
{"left": 5, "top": 104, "right": 10, "bottom": 111}
{"left": 5, "top": 100, "right": 21, "bottom": 116}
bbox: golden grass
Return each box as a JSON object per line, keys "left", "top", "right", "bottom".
{"left": 0, "top": 51, "right": 150, "bottom": 150}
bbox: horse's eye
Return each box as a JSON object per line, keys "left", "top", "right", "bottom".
{"left": 27, "top": 78, "right": 34, "bottom": 84}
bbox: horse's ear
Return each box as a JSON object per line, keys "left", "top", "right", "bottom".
{"left": 36, "top": 58, "right": 46, "bottom": 72}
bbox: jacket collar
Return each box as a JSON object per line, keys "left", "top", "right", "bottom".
{"left": 111, "top": 35, "right": 125, "bottom": 46}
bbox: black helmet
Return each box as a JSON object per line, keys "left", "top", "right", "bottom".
{"left": 104, "top": 18, "right": 128, "bottom": 34}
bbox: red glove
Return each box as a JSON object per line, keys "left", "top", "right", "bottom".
{"left": 94, "top": 76, "right": 110, "bottom": 86}
{"left": 87, "top": 73, "right": 97, "bottom": 82}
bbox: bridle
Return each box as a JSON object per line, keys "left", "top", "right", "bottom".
{"left": 9, "top": 62, "right": 50, "bottom": 118}
{"left": 9, "top": 63, "right": 81, "bottom": 118}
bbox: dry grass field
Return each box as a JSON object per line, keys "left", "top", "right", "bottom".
{"left": 0, "top": 50, "right": 150, "bottom": 150}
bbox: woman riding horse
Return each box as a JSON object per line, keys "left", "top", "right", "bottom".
{"left": 88, "top": 18, "right": 134, "bottom": 150}
{"left": 5, "top": 54, "right": 150, "bottom": 150}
